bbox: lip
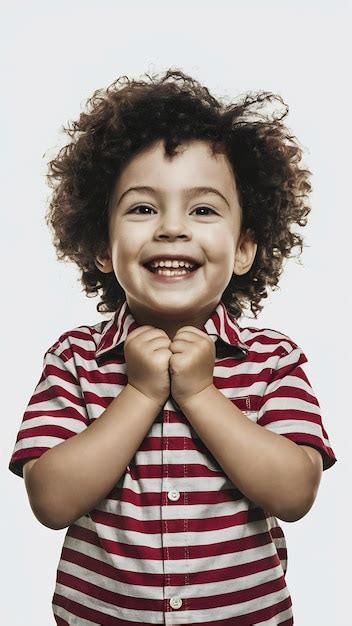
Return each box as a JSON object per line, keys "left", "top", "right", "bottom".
{"left": 143, "top": 265, "right": 200, "bottom": 282}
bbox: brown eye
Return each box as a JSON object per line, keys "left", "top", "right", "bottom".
{"left": 128, "top": 205, "right": 155, "bottom": 214}
{"left": 192, "top": 206, "right": 217, "bottom": 216}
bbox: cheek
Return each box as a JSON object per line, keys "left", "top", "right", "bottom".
{"left": 202, "top": 228, "right": 235, "bottom": 256}
{"left": 113, "top": 220, "right": 149, "bottom": 243}
{"left": 109, "top": 230, "right": 144, "bottom": 270}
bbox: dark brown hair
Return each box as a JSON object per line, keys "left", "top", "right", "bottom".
{"left": 45, "top": 68, "right": 312, "bottom": 319}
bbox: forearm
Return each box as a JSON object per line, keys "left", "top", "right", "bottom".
{"left": 27, "top": 384, "right": 161, "bottom": 530}
{"left": 179, "top": 384, "right": 316, "bottom": 522}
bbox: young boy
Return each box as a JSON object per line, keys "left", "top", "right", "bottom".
{"left": 9, "top": 69, "right": 337, "bottom": 625}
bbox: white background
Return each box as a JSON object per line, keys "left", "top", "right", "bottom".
{"left": 2, "top": 1, "right": 351, "bottom": 624}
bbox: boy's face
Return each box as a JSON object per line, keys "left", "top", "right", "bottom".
{"left": 96, "top": 139, "right": 257, "bottom": 339}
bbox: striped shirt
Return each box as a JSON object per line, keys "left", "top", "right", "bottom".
{"left": 9, "top": 299, "right": 337, "bottom": 625}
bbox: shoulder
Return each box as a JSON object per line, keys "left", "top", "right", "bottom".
{"left": 235, "top": 319, "right": 301, "bottom": 356}
{"left": 45, "top": 316, "right": 112, "bottom": 363}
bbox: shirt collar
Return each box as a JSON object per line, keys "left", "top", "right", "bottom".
{"left": 95, "top": 300, "right": 249, "bottom": 361}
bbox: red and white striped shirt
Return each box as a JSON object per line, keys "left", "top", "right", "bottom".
{"left": 9, "top": 299, "right": 336, "bottom": 625}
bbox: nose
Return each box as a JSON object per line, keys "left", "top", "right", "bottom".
{"left": 153, "top": 210, "right": 192, "bottom": 240}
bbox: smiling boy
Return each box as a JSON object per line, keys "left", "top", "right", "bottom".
{"left": 9, "top": 69, "right": 337, "bottom": 625}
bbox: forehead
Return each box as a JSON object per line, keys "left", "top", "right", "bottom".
{"left": 112, "top": 139, "right": 237, "bottom": 196}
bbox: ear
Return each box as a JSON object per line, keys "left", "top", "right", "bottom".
{"left": 233, "top": 229, "right": 257, "bottom": 275}
{"left": 95, "top": 245, "right": 113, "bottom": 273}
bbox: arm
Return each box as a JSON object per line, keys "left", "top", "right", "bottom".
{"left": 24, "top": 384, "right": 161, "bottom": 530}
{"left": 179, "top": 384, "right": 323, "bottom": 522}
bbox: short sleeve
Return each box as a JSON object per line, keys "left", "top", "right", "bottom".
{"left": 9, "top": 344, "right": 90, "bottom": 478}
{"left": 257, "top": 343, "right": 337, "bottom": 471}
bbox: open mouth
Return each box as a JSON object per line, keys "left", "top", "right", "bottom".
{"left": 143, "top": 263, "right": 200, "bottom": 276}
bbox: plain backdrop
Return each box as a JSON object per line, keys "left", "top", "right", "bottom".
{"left": 2, "top": 1, "right": 351, "bottom": 624}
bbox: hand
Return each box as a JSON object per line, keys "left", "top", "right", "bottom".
{"left": 124, "top": 326, "right": 172, "bottom": 409}
{"left": 169, "top": 326, "right": 216, "bottom": 407}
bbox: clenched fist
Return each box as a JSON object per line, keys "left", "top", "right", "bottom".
{"left": 169, "top": 326, "right": 216, "bottom": 407}
{"left": 123, "top": 326, "right": 172, "bottom": 409}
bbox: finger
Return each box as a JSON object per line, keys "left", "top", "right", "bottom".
{"left": 175, "top": 326, "right": 207, "bottom": 336}
{"left": 147, "top": 336, "right": 173, "bottom": 351}
{"left": 169, "top": 338, "right": 194, "bottom": 351}
{"left": 127, "top": 326, "right": 167, "bottom": 342}
{"left": 172, "top": 330, "right": 210, "bottom": 343}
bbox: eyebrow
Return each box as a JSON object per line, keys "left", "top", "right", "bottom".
{"left": 116, "top": 185, "right": 230, "bottom": 208}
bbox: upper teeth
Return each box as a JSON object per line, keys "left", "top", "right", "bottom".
{"left": 149, "top": 260, "right": 195, "bottom": 269}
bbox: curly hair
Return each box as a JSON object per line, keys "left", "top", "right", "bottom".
{"left": 45, "top": 68, "right": 312, "bottom": 320}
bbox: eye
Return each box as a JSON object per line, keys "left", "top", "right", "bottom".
{"left": 192, "top": 206, "right": 217, "bottom": 216}
{"left": 128, "top": 205, "right": 156, "bottom": 214}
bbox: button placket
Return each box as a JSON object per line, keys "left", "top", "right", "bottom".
{"left": 162, "top": 408, "right": 189, "bottom": 616}
{"left": 162, "top": 409, "right": 172, "bottom": 604}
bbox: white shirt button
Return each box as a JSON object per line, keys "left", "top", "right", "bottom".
{"left": 168, "top": 489, "right": 180, "bottom": 501}
{"left": 170, "top": 596, "right": 182, "bottom": 609}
